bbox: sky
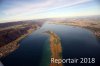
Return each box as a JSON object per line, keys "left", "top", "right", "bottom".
{"left": 0, "top": 0, "right": 100, "bottom": 23}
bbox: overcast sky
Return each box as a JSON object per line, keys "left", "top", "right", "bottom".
{"left": 0, "top": 0, "right": 100, "bottom": 22}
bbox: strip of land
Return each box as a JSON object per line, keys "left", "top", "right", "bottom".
{"left": 0, "top": 24, "right": 39, "bottom": 58}
{"left": 45, "top": 31, "right": 63, "bottom": 66}
{"left": 0, "top": 20, "right": 45, "bottom": 58}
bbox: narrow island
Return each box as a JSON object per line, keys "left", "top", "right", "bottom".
{"left": 45, "top": 31, "right": 63, "bottom": 66}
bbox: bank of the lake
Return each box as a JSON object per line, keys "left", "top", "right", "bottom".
{"left": 0, "top": 27, "right": 37, "bottom": 58}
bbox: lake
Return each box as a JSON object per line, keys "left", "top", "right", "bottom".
{"left": 1, "top": 22, "right": 100, "bottom": 66}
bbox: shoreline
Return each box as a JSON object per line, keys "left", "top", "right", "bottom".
{"left": 49, "top": 22, "right": 100, "bottom": 39}
{"left": 0, "top": 26, "right": 38, "bottom": 58}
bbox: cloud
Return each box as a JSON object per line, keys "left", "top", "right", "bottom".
{"left": 1, "top": 0, "right": 96, "bottom": 23}
{"left": 3, "top": 0, "right": 92, "bottom": 16}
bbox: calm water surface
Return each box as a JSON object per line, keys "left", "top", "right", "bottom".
{"left": 1, "top": 23, "right": 100, "bottom": 66}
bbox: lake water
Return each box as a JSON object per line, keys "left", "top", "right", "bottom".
{"left": 1, "top": 23, "right": 100, "bottom": 66}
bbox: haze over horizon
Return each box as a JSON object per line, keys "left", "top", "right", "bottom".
{"left": 0, "top": 0, "right": 100, "bottom": 23}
